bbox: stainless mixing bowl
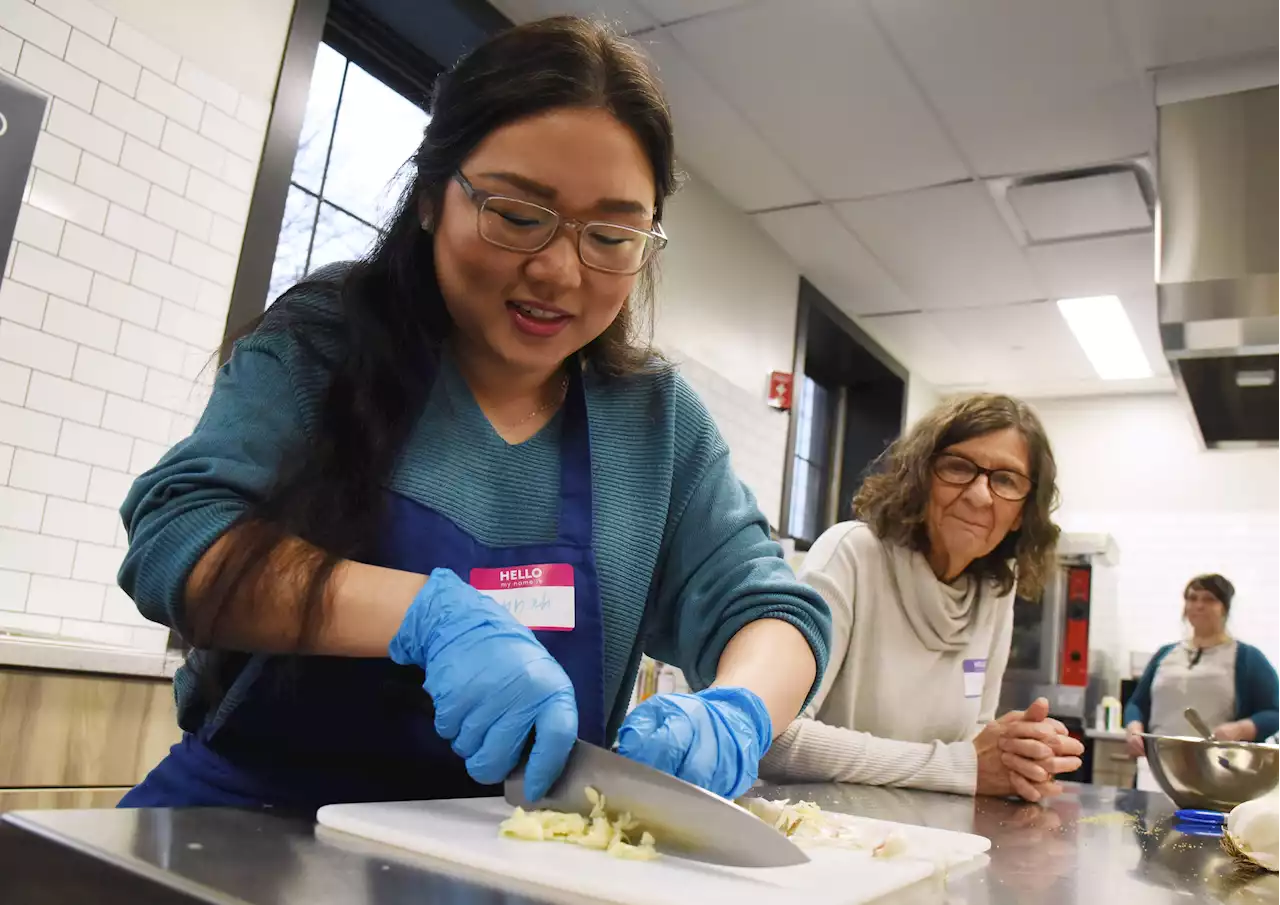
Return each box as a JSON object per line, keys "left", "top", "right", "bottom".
{"left": 1142, "top": 734, "right": 1279, "bottom": 811}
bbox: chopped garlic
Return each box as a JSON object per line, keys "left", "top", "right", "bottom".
{"left": 740, "top": 797, "right": 905, "bottom": 855}
{"left": 499, "top": 787, "right": 659, "bottom": 860}
{"left": 872, "top": 831, "right": 908, "bottom": 859}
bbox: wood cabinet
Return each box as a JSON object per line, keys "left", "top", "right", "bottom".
{"left": 0, "top": 788, "right": 129, "bottom": 812}
{"left": 0, "top": 668, "right": 181, "bottom": 811}
{"left": 1090, "top": 737, "right": 1138, "bottom": 789}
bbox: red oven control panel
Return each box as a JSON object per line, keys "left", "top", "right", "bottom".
{"left": 1059, "top": 565, "right": 1091, "bottom": 686}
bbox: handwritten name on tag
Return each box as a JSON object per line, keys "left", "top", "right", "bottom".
{"left": 470, "top": 564, "right": 575, "bottom": 632}
{"left": 963, "top": 658, "right": 987, "bottom": 699}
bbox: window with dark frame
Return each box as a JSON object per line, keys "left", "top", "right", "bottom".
{"left": 787, "top": 375, "right": 837, "bottom": 544}
{"left": 265, "top": 42, "right": 432, "bottom": 306}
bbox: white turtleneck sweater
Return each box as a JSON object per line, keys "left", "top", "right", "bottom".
{"left": 760, "top": 521, "right": 1015, "bottom": 796}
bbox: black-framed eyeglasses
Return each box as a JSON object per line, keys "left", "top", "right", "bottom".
{"left": 932, "top": 453, "right": 1034, "bottom": 502}
{"left": 453, "top": 171, "right": 668, "bottom": 275}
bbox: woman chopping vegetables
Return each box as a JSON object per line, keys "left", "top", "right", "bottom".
{"left": 117, "top": 16, "right": 830, "bottom": 809}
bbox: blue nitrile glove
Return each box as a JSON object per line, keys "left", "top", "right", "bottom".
{"left": 389, "top": 568, "right": 578, "bottom": 800}
{"left": 616, "top": 687, "right": 771, "bottom": 800}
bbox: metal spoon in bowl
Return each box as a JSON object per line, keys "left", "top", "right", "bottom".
{"left": 1185, "top": 707, "right": 1235, "bottom": 771}
{"left": 1185, "top": 707, "right": 1216, "bottom": 740}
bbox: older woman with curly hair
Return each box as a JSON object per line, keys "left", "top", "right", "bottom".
{"left": 761, "top": 393, "right": 1085, "bottom": 801}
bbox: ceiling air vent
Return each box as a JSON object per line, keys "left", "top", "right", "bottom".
{"left": 1001, "top": 164, "right": 1154, "bottom": 244}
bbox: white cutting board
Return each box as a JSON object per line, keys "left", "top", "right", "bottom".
{"left": 317, "top": 797, "right": 990, "bottom": 905}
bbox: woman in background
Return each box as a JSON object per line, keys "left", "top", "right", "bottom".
{"left": 762, "top": 394, "right": 1085, "bottom": 801}
{"left": 1125, "top": 574, "right": 1278, "bottom": 755}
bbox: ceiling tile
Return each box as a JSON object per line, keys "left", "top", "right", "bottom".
{"left": 1026, "top": 232, "right": 1154, "bottom": 299}
{"left": 928, "top": 302, "right": 1098, "bottom": 386}
{"left": 488, "top": 0, "right": 657, "bottom": 31}
{"left": 871, "top": 0, "right": 1153, "bottom": 177}
{"left": 635, "top": 0, "right": 744, "bottom": 25}
{"left": 858, "top": 312, "right": 991, "bottom": 387}
{"left": 753, "top": 205, "right": 910, "bottom": 317}
{"left": 1112, "top": 0, "right": 1279, "bottom": 69}
{"left": 835, "top": 182, "right": 1041, "bottom": 309}
{"left": 636, "top": 30, "right": 815, "bottom": 210}
{"left": 669, "top": 0, "right": 967, "bottom": 200}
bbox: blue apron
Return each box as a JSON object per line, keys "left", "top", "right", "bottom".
{"left": 119, "top": 369, "right": 606, "bottom": 810}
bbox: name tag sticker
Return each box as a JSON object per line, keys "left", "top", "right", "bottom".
{"left": 470, "top": 564, "right": 575, "bottom": 632}
{"left": 963, "top": 659, "right": 987, "bottom": 699}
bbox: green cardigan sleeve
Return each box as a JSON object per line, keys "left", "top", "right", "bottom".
{"left": 642, "top": 380, "right": 832, "bottom": 709}
{"left": 117, "top": 343, "right": 309, "bottom": 633}
{"left": 1236, "top": 643, "right": 1279, "bottom": 740}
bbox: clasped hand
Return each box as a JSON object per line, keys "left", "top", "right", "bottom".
{"left": 975, "top": 697, "right": 1084, "bottom": 802}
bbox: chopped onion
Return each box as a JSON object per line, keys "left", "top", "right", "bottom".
{"left": 499, "top": 787, "right": 659, "bottom": 860}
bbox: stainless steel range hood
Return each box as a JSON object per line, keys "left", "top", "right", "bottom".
{"left": 1157, "top": 85, "right": 1278, "bottom": 448}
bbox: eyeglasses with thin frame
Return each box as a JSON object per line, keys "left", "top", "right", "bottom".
{"left": 932, "top": 452, "right": 1034, "bottom": 502}
{"left": 452, "top": 171, "right": 667, "bottom": 275}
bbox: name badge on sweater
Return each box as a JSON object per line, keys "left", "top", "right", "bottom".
{"left": 963, "top": 659, "right": 987, "bottom": 699}
{"left": 471, "top": 564, "right": 575, "bottom": 632}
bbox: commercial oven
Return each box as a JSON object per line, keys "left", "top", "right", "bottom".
{"left": 999, "top": 533, "right": 1122, "bottom": 781}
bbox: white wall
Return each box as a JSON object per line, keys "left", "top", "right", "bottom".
{"left": 652, "top": 174, "right": 800, "bottom": 527}
{"left": 89, "top": 0, "right": 294, "bottom": 101}
{"left": 0, "top": 0, "right": 285, "bottom": 651}
{"left": 655, "top": 175, "right": 800, "bottom": 397}
{"left": 1032, "top": 393, "right": 1280, "bottom": 668}
{"left": 902, "top": 373, "right": 940, "bottom": 431}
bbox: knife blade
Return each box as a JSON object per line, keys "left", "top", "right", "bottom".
{"left": 503, "top": 740, "right": 809, "bottom": 868}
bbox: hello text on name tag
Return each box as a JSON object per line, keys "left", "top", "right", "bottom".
{"left": 470, "top": 564, "right": 576, "bottom": 632}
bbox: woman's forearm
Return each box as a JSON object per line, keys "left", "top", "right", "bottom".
{"left": 713, "top": 618, "right": 816, "bottom": 737}
{"left": 186, "top": 527, "right": 424, "bottom": 656}
{"left": 760, "top": 718, "right": 978, "bottom": 796}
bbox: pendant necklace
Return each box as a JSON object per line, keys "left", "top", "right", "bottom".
{"left": 500, "top": 374, "right": 569, "bottom": 429}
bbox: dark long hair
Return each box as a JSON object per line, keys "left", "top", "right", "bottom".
{"left": 852, "top": 393, "right": 1061, "bottom": 597}
{"left": 188, "top": 18, "right": 677, "bottom": 689}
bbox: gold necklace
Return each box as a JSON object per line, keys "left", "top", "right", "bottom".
{"left": 500, "top": 374, "right": 569, "bottom": 429}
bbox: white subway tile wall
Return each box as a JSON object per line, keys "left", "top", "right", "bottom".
{"left": 0, "top": 28, "right": 21, "bottom": 72}
{"left": 0, "top": 0, "right": 267, "bottom": 645}
{"left": 673, "top": 355, "right": 791, "bottom": 530}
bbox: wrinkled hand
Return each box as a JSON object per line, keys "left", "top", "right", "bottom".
{"left": 617, "top": 687, "right": 771, "bottom": 800}
{"left": 389, "top": 568, "right": 577, "bottom": 800}
{"left": 1212, "top": 719, "right": 1257, "bottom": 742}
{"left": 975, "top": 698, "right": 1083, "bottom": 802}
{"left": 1125, "top": 721, "right": 1146, "bottom": 758}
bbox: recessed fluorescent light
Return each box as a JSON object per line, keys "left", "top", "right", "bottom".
{"left": 1056, "top": 295, "right": 1152, "bottom": 380}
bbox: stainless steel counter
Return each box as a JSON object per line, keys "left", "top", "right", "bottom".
{"left": 2, "top": 783, "right": 1276, "bottom": 904}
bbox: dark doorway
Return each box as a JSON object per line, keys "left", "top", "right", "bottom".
{"left": 782, "top": 280, "right": 906, "bottom": 545}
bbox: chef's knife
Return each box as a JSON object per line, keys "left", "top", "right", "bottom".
{"left": 503, "top": 740, "right": 809, "bottom": 868}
